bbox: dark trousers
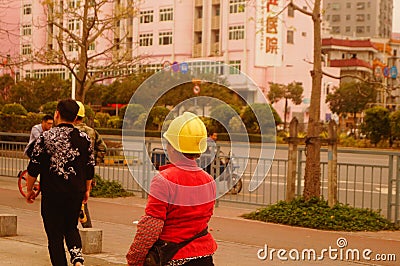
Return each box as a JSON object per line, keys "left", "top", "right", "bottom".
{"left": 41, "top": 193, "right": 84, "bottom": 266}
{"left": 185, "top": 256, "right": 214, "bottom": 266}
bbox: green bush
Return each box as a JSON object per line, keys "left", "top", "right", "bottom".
{"left": 107, "top": 116, "right": 123, "bottom": 129}
{"left": 2, "top": 103, "right": 28, "bottom": 115}
{"left": 242, "top": 197, "right": 400, "bottom": 232}
{"left": 90, "top": 174, "right": 133, "bottom": 198}
{"left": 95, "top": 112, "right": 111, "bottom": 127}
{"left": 41, "top": 101, "right": 58, "bottom": 115}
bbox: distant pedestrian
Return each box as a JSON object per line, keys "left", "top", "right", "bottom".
{"left": 74, "top": 100, "right": 107, "bottom": 228}
{"left": 25, "top": 99, "right": 95, "bottom": 266}
{"left": 24, "top": 114, "right": 54, "bottom": 157}
{"left": 199, "top": 130, "right": 218, "bottom": 174}
{"left": 126, "top": 112, "right": 217, "bottom": 266}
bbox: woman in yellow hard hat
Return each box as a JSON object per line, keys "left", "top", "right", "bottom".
{"left": 127, "top": 112, "right": 217, "bottom": 266}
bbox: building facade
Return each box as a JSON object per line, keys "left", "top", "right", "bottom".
{"left": 323, "top": 0, "right": 393, "bottom": 38}
{"left": 0, "top": 0, "right": 341, "bottom": 125}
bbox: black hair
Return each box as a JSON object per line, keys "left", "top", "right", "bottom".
{"left": 183, "top": 153, "right": 201, "bottom": 159}
{"left": 56, "top": 99, "right": 79, "bottom": 122}
{"left": 42, "top": 114, "right": 54, "bottom": 122}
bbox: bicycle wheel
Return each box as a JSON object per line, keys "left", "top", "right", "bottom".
{"left": 17, "top": 170, "right": 40, "bottom": 198}
{"left": 228, "top": 174, "right": 243, "bottom": 194}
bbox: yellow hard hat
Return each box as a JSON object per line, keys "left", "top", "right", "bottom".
{"left": 76, "top": 101, "right": 85, "bottom": 117}
{"left": 163, "top": 112, "right": 207, "bottom": 154}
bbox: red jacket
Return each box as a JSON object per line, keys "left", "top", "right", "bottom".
{"left": 145, "top": 159, "right": 217, "bottom": 260}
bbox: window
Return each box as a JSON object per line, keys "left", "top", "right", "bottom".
{"left": 87, "top": 17, "right": 95, "bottom": 28}
{"left": 159, "top": 31, "right": 172, "bottom": 45}
{"left": 69, "top": 0, "right": 80, "bottom": 8}
{"left": 356, "top": 14, "right": 365, "bottom": 22}
{"left": 213, "top": 5, "right": 220, "bottom": 16}
{"left": 332, "top": 3, "right": 340, "bottom": 10}
{"left": 22, "top": 25, "right": 32, "bottom": 36}
{"left": 23, "top": 4, "right": 32, "bottom": 15}
{"left": 68, "top": 19, "right": 80, "bottom": 31}
{"left": 160, "top": 8, "right": 173, "bottom": 21}
{"left": 332, "top": 15, "right": 340, "bottom": 22}
{"left": 228, "top": 25, "right": 244, "bottom": 40}
{"left": 356, "top": 2, "right": 365, "bottom": 10}
{"left": 140, "top": 10, "right": 154, "bottom": 23}
{"left": 229, "top": 60, "right": 241, "bottom": 74}
{"left": 195, "top": 32, "right": 202, "bottom": 44}
{"left": 287, "top": 30, "right": 294, "bottom": 44}
{"left": 288, "top": 5, "right": 294, "bottom": 17}
{"left": 22, "top": 44, "right": 31, "bottom": 55}
{"left": 139, "top": 33, "right": 153, "bottom": 46}
{"left": 332, "top": 26, "right": 340, "bottom": 34}
{"left": 346, "top": 15, "right": 351, "bottom": 20}
{"left": 195, "top": 7, "right": 202, "bottom": 19}
{"left": 88, "top": 42, "right": 95, "bottom": 51}
{"left": 356, "top": 26, "right": 365, "bottom": 33}
{"left": 346, "top": 2, "right": 351, "bottom": 8}
{"left": 345, "top": 26, "right": 351, "bottom": 32}
{"left": 114, "top": 38, "right": 120, "bottom": 50}
{"left": 68, "top": 42, "right": 78, "bottom": 52}
{"left": 229, "top": 0, "right": 245, "bottom": 14}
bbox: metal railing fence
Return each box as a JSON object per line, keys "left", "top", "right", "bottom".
{"left": 0, "top": 137, "right": 398, "bottom": 223}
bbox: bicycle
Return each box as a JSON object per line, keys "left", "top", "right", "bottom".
{"left": 215, "top": 152, "right": 243, "bottom": 194}
{"left": 17, "top": 170, "right": 41, "bottom": 198}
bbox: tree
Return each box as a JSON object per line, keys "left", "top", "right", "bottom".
{"left": 8, "top": 75, "right": 70, "bottom": 112}
{"left": 121, "top": 103, "right": 146, "bottom": 126}
{"left": 209, "top": 104, "right": 241, "bottom": 133}
{"left": 2, "top": 103, "right": 27, "bottom": 115}
{"left": 37, "top": 0, "right": 143, "bottom": 102}
{"left": 241, "top": 103, "right": 281, "bottom": 134}
{"left": 147, "top": 106, "right": 169, "bottom": 131}
{"left": 0, "top": 74, "right": 15, "bottom": 105}
{"left": 289, "top": 0, "right": 323, "bottom": 200}
{"left": 326, "top": 81, "right": 376, "bottom": 133}
{"left": 390, "top": 110, "right": 400, "bottom": 142}
{"left": 361, "top": 106, "right": 390, "bottom": 146}
{"left": 268, "top": 81, "right": 303, "bottom": 129}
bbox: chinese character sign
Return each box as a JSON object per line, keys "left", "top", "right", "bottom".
{"left": 255, "top": 0, "right": 283, "bottom": 67}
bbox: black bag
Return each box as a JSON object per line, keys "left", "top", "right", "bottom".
{"left": 144, "top": 228, "right": 208, "bottom": 266}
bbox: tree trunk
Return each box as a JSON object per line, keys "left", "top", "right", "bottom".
{"left": 303, "top": 0, "right": 323, "bottom": 200}
{"left": 284, "top": 97, "right": 288, "bottom": 131}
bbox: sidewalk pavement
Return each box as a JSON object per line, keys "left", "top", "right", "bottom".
{"left": 1, "top": 175, "right": 400, "bottom": 266}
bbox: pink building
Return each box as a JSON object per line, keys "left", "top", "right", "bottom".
{"left": 129, "top": 0, "right": 339, "bottom": 124}
{"left": 0, "top": 0, "right": 340, "bottom": 125}
{"left": 0, "top": 0, "right": 21, "bottom": 78}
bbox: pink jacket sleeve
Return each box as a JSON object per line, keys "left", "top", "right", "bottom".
{"left": 126, "top": 215, "right": 164, "bottom": 266}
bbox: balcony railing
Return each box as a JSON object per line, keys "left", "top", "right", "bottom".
{"left": 192, "top": 43, "right": 202, "bottom": 57}
{"left": 211, "top": 16, "right": 220, "bottom": 30}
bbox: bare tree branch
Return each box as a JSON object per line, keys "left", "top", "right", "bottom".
{"left": 289, "top": 0, "right": 313, "bottom": 17}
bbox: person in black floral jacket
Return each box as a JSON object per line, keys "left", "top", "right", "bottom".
{"left": 25, "top": 99, "right": 95, "bottom": 266}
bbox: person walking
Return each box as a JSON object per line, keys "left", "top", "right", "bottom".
{"left": 25, "top": 99, "right": 95, "bottom": 266}
{"left": 199, "top": 130, "right": 218, "bottom": 175}
{"left": 74, "top": 100, "right": 107, "bottom": 228}
{"left": 126, "top": 112, "right": 217, "bottom": 266}
{"left": 24, "top": 114, "right": 54, "bottom": 157}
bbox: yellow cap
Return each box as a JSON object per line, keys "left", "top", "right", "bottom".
{"left": 76, "top": 101, "right": 85, "bottom": 118}
{"left": 163, "top": 112, "right": 207, "bottom": 154}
